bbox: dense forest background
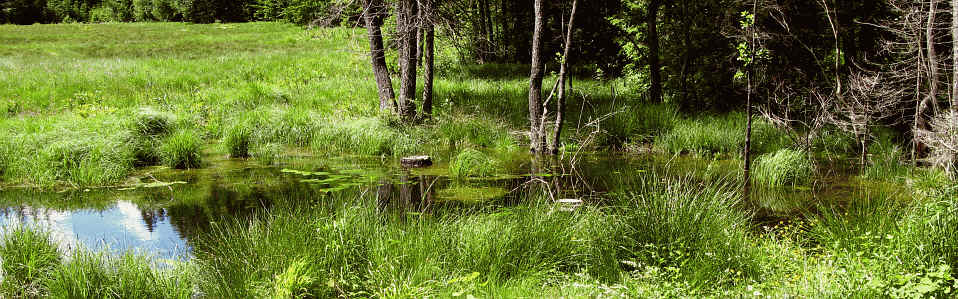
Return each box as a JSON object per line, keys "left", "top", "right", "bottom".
{"left": 3, "top": 0, "right": 957, "bottom": 173}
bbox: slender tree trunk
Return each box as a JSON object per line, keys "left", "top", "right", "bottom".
{"left": 422, "top": 0, "right": 435, "bottom": 117}
{"left": 917, "top": 0, "right": 940, "bottom": 157}
{"left": 648, "top": 0, "right": 662, "bottom": 103}
{"left": 397, "top": 0, "right": 419, "bottom": 121}
{"left": 952, "top": 0, "right": 958, "bottom": 109}
{"left": 549, "top": 0, "right": 578, "bottom": 155}
{"left": 528, "top": 0, "right": 546, "bottom": 153}
{"left": 744, "top": 0, "right": 757, "bottom": 200}
{"left": 364, "top": 0, "right": 396, "bottom": 112}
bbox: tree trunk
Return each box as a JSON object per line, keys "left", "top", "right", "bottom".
{"left": 917, "top": 0, "right": 940, "bottom": 157}
{"left": 744, "top": 0, "right": 757, "bottom": 200}
{"left": 364, "top": 0, "right": 396, "bottom": 112}
{"left": 952, "top": 0, "right": 957, "bottom": 109}
{"left": 549, "top": 0, "right": 579, "bottom": 155}
{"left": 647, "top": 0, "right": 662, "bottom": 103}
{"left": 422, "top": 0, "right": 435, "bottom": 117}
{"left": 397, "top": 0, "right": 419, "bottom": 121}
{"left": 528, "top": 0, "right": 546, "bottom": 153}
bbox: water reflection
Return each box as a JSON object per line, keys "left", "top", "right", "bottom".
{"left": 0, "top": 154, "right": 887, "bottom": 260}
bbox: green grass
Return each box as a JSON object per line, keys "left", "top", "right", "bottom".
{"left": 752, "top": 148, "right": 814, "bottom": 187}
{"left": 45, "top": 251, "right": 196, "bottom": 299}
{"left": 0, "top": 226, "right": 62, "bottom": 297}
{"left": 654, "top": 112, "right": 791, "bottom": 157}
{"left": 449, "top": 149, "right": 505, "bottom": 178}
{"left": 160, "top": 129, "right": 203, "bottom": 169}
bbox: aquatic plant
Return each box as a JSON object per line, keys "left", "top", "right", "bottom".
{"left": 160, "top": 129, "right": 203, "bottom": 169}
{"left": 449, "top": 149, "right": 504, "bottom": 178}
{"left": 224, "top": 122, "right": 253, "bottom": 158}
{"left": 0, "top": 226, "right": 61, "bottom": 297}
{"left": 752, "top": 148, "right": 813, "bottom": 187}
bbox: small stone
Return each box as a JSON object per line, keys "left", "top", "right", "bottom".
{"left": 401, "top": 155, "right": 433, "bottom": 168}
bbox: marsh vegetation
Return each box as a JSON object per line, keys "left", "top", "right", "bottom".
{"left": 0, "top": 3, "right": 957, "bottom": 297}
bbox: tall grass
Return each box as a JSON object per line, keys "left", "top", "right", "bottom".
{"left": 655, "top": 113, "right": 791, "bottom": 157}
{"left": 45, "top": 252, "right": 196, "bottom": 299}
{"left": 752, "top": 149, "right": 814, "bottom": 187}
{"left": 449, "top": 149, "right": 505, "bottom": 178}
{"left": 160, "top": 129, "right": 203, "bottom": 169}
{"left": 0, "top": 227, "right": 196, "bottom": 298}
{"left": 612, "top": 175, "right": 757, "bottom": 284}
{"left": 864, "top": 136, "right": 911, "bottom": 181}
{"left": 0, "top": 226, "right": 62, "bottom": 297}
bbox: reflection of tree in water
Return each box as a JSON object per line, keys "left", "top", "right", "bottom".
{"left": 376, "top": 171, "right": 438, "bottom": 217}
{"left": 156, "top": 176, "right": 325, "bottom": 247}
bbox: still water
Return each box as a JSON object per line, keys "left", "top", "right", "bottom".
{"left": 0, "top": 154, "right": 866, "bottom": 260}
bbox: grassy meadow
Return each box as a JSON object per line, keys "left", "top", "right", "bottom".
{"left": 1, "top": 22, "right": 957, "bottom": 298}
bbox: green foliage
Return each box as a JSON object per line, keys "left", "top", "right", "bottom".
{"left": 46, "top": 251, "right": 196, "bottom": 298}
{"left": 614, "top": 176, "right": 756, "bottom": 284}
{"left": 449, "top": 149, "right": 504, "bottom": 178}
{"left": 603, "top": 103, "right": 678, "bottom": 146}
{"left": 251, "top": 0, "right": 342, "bottom": 25}
{"left": 864, "top": 136, "right": 910, "bottom": 181}
{"left": 0, "top": 226, "right": 61, "bottom": 297}
{"left": 752, "top": 149, "right": 813, "bottom": 187}
{"left": 311, "top": 117, "right": 412, "bottom": 156}
{"left": 267, "top": 259, "right": 322, "bottom": 298}
{"left": 655, "top": 113, "right": 790, "bottom": 157}
{"left": 224, "top": 122, "right": 253, "bottom": 158}
{"left": 160, "top": 129, "right": 203, "bottom": 169}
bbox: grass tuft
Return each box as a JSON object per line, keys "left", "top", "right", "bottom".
{"left": 752, "top": 149, "right": 813, "bottom": 187}
{"left": 0, "top": 226, "right": 62, "bottom": 297}
{"left": 449, "top": 149, "right": 504, "bottom": 178}
{"left": 160, "top": 129, "right": 203, "bottom": 169}
{"left": 224, "top": 122, "right": 253, "bottom": 158}
{"left": 613, "top": 176, "right": 757, "bottom": 285}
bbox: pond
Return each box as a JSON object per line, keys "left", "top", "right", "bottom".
{"left": 0, "top": 153, "right": 890, "bottom": 260}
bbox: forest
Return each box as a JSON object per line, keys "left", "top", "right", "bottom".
{"left": 1, "top": 0, "right": 957, "bottom": 298}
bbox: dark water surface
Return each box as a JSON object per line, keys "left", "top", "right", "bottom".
{"left": 0, "top": 154, "right": 879, "bottom": 260}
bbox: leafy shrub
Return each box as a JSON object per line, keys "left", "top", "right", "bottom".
{"left": 88, "top": 5, "right": 116, "bottom": 22}
{"left": 132, "top": 0, "right": 153, "bottom": 20}
{"left": 252, "top": 0, "right": 341, "bottom": 25}
{"left": 449, "top": 149, "right": 504, "bottom": 178}
{"left": 160, "top": 129, "right": 203, "bottom": 169}
{"left": 103, "top": 0, "right": 135, "bottom": 21}
{"left": 752, "top": 148, "right": 813, "bottom": 187}
{"left": 151, "top": 0, "right": 180, "bottom": 21}
{"left": 0, "top": 226, "right": 62, "bottom": 297}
